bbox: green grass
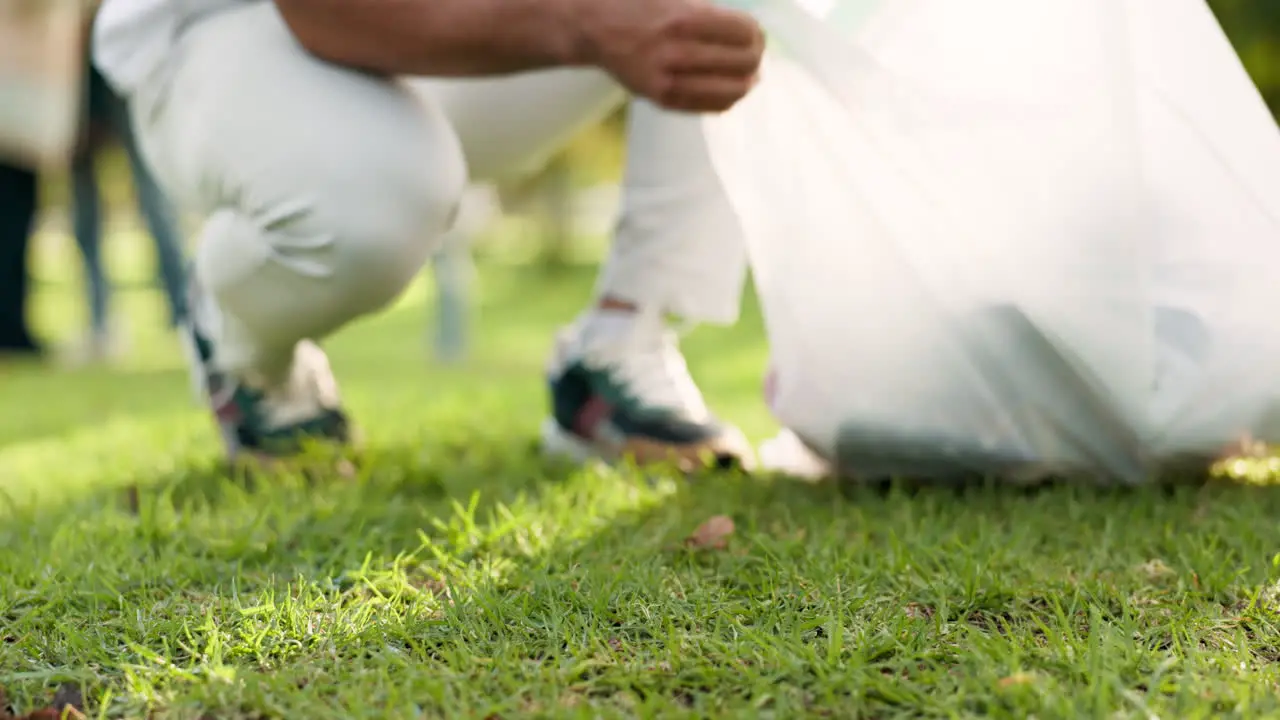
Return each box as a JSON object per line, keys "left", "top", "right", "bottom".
{"left": 7, "top": 229, "right": 1280, "bottom": 718}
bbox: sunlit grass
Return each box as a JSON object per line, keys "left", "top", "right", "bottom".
{"left": 6, "top": 230, "right": 1280, "bottom": 718}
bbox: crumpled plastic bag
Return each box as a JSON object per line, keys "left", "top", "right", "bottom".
{"left": 705, "top": 0, "right": 1280, "bottom": 483}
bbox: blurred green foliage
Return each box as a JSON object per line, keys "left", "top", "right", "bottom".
{"left": 1210, "top": 0, "right": 1280, "bottom": 111}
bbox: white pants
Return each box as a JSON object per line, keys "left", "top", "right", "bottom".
{"left": 128, "top": 1, "right": 746, "bottom": 377}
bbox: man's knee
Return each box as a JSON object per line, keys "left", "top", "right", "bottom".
{"left": 283, "top": 130, "right": 469, "bottom": 315}
{"left": 202, "top": 149, "right": 467, "bottom": 331}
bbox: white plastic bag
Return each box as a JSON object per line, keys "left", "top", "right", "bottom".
{"left": 705, "top": 0, "right": 1280, "bottom": 483}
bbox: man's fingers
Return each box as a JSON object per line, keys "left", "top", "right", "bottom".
{"left": 672, "top": 6, "right": 765, "bottom": 49}
{"left": 659, "top": 73, "right": 758, "bottom": 113}
{"left": 664, "top": 43, "right": 762, "bottom": 77}
{"left": 609, "top": 2, "right": 765, "bottom": 112}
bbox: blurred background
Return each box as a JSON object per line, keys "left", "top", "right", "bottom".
{"left": 0, "top": 1, "right": 1278, "bottom": 487}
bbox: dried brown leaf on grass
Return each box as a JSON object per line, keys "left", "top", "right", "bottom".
{"left": 904, "top": 602, "right": 934, "bottom": 619}
{"left": 685, "top": 515, "right": 735, "bottom": 550}
{"left": 997, "top": 672, "right": 1036, "bottom": 689}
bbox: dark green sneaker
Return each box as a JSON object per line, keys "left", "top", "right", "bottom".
{"left": 540, "top": 312, "right": 754, "bottom": 471}
{"left": 180, "top": 267, "right": 352, "bottom": 465}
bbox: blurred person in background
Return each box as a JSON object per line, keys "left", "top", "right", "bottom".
{"left": 67, "top": 8, "right": 186, "bottom": 364}
{"left": 0, "top": 0, "right": 85, "bottom": 360}
{"left": 92, "top": 0, "right": 762, "bottom": 469}
{"left": 0, "top": 161, "right": 43, "bottom": 358}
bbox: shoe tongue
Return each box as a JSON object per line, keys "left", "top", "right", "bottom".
{"left": 583, "top": 307, "right": 650, "bottom": 335}
{"left": 578, "top": 309, "right": 663, "bottom": 356}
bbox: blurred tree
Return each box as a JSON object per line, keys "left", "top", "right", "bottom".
{"left": 536, "top": 107, "right": 627, "bottom": 269}
{"left": 496, "top": 106, "right": 626, "bottom": 270}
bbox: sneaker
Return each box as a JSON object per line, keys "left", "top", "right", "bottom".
{"left": 541, "top": 310, "right": 754, "bottom": 471}
{"left": 181, "top": 268, "right": 352, "bottom": 465}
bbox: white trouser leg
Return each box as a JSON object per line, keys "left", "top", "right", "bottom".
{"left": 129, "top": 3, "right": 464, "bottom": 379}
{"left": 407, "top": 72, "right": 625, "bottom": 183}
{"left": 595, "top": 100, "right": 749, "bottom": 325}
{"left": 411, "top": 75, "right": 748, "bottom": 326}
{"left": 129, "top": 3, "right": 627, "bottom": 380}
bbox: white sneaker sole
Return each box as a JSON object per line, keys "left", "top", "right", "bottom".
{"left": 540, "top": 418, "right": 614, "bottom": 464}
{"left": 539, "top": 418, "right": 757, "bottom": 471}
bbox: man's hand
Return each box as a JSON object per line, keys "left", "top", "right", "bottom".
{"left": 274, "top": 0, "right": 764, "bottom": 113}
{"left": 576, "top": 0, "right": 765, "bottom": 113}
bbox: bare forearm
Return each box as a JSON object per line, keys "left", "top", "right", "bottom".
{"left": 273, "top": 0, "right": 589, "bottom": 76}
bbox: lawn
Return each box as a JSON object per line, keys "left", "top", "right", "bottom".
{"left": 6, "top": 228, "right": 1280, "bottom": 718}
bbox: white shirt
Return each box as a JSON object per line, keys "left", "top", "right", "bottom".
{"left": 93, "top": 0, "right": 250, "bottom": 95}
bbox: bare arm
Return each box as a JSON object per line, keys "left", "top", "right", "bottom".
{"left": 274, "top": 0, "right": 765, "bottom": 112}
{"left": 272, "top": 0, "right": 589, "bottom": 76}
